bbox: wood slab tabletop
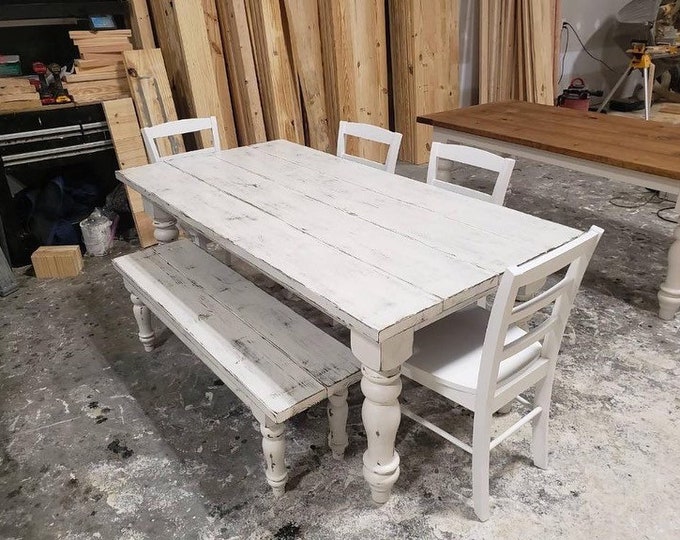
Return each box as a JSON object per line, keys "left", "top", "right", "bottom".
{"left": 418, "top": 101, "right": 680, "bottom": 181}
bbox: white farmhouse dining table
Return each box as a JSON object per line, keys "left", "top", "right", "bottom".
{"left": 116, "top": 139, "right": 583, "bottom": 503}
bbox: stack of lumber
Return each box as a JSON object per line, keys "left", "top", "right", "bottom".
{"left": 135, "top": 0, "right": 460, "bottom": 163}
{"left": 479, "top": 0, "right": 560, "bottom": 106}
{"left": 65, "top": 30, "right": 132, "bottom": 103}
{"left": 0, "top": 77, "right": 40, "bottom": 112}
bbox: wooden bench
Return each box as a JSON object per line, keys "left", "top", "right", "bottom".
{"left": 112, "top": 239, "right": 361, "bottom": 496}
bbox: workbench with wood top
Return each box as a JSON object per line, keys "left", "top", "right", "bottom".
{"left": 418, "top": 101, "right": 680, "bottom": 320}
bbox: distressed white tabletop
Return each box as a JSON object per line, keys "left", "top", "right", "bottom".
{"left": 116, "top": 140, "right": 581, "bottom": 343}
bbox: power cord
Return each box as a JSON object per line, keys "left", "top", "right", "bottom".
{"left": 608, "top": 191, "right": 679, "bottom": 224}
{"left": 657, "top": 206, "right": 679, "bottom": 223}
{"left": 558, "top": 25, "right": 569, "bottom": 85}
{"left": 562, "top": 21, "right": 617, "bottom": 73}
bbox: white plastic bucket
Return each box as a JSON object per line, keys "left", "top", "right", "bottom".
{"left": 79, "top": 209, "right": 112, "bottom": 256}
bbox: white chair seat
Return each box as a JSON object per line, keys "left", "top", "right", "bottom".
{"left": 404, "top": 306, "right": 541, "bottom": 395}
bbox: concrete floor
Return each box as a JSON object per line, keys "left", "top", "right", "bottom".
{"left": 1, "top": 157, "right": 679, "bottom": 540}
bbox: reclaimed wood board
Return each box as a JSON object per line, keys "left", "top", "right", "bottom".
{"left": 319, "top": 0, "right": 389, "bottom": 162}
{"left": 201, "top": 0, "right": 238, "bottom": 148}
{"left": 389, "top": 0, "right": 459, "bottom": 164}
{"left": 246, "top": 0, "right": 303, "bottom": 143}
{"left": 216, "top": 0, "right": 266, "bottom": 146}
{"left": 283, "top": 0, "right": 331, "bottom": 152}
{"left": 123, "top": 48, "right": 185, "bottom": 157}
{"left": 148, "top": 0, "right": 236, "bottom": 150}
{"left": 129, "top": 0, "right": 156, "bottom": 49}
{"left": 102, "top": 98, "right": 157, "bottom": 248}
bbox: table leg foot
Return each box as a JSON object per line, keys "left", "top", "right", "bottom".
{"left": 659, "top": 224, "right": 680, "bottom": 320}
{"left": 361, "top": 366, "right": 401, "bottom": 504}
{"left": 152, "top": 205, "right": 179, "bottom": 244}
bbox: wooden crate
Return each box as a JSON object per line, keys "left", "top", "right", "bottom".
{"left": 31, "top": 246, "right": 84, "bottom": 278}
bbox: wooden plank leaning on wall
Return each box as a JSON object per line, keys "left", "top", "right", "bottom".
{"left": 147, "top": 0, "right": 237, "bottom": 150}
{"left": 122, "top": 48, "right": 186, "bottom": 157}
{"left": 283, "top": 0, "right": 331, "bottom": 153}
{"left": 128, "top": 0, "right": 156, "bottom": 49}
{"left": 102, "top": 99, "right": 156, "bottom": 247}
{"left": 319, "top": 0, "right": 389, "bottom": 162}
{"left": 245, "top": 0, "right": 304, "bottom": 144}
{"left": 389, "top": 0, "right": 460, "bottom": 164}
{"left": 215, "top": 0, "right": 266, "bottom": 146}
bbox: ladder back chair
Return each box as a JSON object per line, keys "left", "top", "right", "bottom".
{"left": 141, "top": 117, "right": 221, "bottom": 163}
{"left": 427, "top": 142, "right": 515, "bottom": 205}
{"left": 401, "top": 225, "right": 603, "bottom": 521}
{"left": 336, "top": 121, "right": 402, "bottom": 174}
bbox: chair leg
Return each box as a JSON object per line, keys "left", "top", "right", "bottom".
{"left": 130, "top": 294, "right": 155, "bottom": 352}
{"left": 260, "top": 420, "right": 287, "bottom": 497}
{"left": 531, "top": 377, "right": 554, "bottom": 469}
{"left": 471, "top": 412, "right": 492, "bottom": 521}
{"left": 327, "top": 387, "right": 349, "bottom": 459}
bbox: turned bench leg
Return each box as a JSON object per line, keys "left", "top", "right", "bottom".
{"left": 327, "top": 387, "right": 349, "bottom": 459}
{"left": 130, "top": 293, "right": 155, "bottom": 352}
{"left": 260, "top": 420, "right": 287, "bottom": 497}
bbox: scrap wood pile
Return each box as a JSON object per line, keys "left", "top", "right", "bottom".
{"left": 479, "top": 0, "right": 561, "bottom": 105}
{"left": 0, "top": 76, "right": 40, "bottom": 112}
{"left": 64, "top": 29, "right": 132, "bottom": 103}
{"left": 140, "top": 0, "right": 460, "bottom": 164}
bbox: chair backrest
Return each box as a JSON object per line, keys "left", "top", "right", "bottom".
{"left": 141, "top": 117, "right": 220, "bottom": 163}
{"left": 476, "top": 225, "right": 603, "bottom": 408}
{"left": 336, "top": 121, "right": 403, "bottom": 173}
{"left": 426, "top": 142, "right": 515, "bottom": 205}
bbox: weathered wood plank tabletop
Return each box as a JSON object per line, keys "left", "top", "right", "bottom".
{"left": 116, "top": 139, "right": 583, "bottom": 503}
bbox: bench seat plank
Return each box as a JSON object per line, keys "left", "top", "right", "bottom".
{"left": 113, "top": 239, "right": 360, "bottom": 423}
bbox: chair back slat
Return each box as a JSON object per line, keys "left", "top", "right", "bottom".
{"left": 475, "top": 226, "right": 603, "bottom": 408}
{"left": 142, "top": 117, "right": 220, "bottom": 163}
{"left": 336, "top": 121, "right": 402, "bottom": 174}
{"left": 508, "top": 278, "right": 572, "bottom": 326}
{"left": 426, "top": 142, "right": 515, "bottom": 205}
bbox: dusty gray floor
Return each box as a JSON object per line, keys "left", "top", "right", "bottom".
{"left": 1, "top": 157, "right": 679, "bottom": 539}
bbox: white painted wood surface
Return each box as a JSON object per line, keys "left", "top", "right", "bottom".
{"left": 117, "top": 140, "right": 581, "bottom": 343}
{"left": 113, "top": 239, "right": 360, "bottom": 424}
{"left": 142, "top": 116, "right": 221, "bottom": 163}
{"left": 115, "top": 139, "right": 585, "bottom": 505}
{"left": 402, "top": 226, "right": 603, "bottom": 520}
{"left": 426, "top": 141, "right": 515, "bottom": 206}
{"left": 336, "top": 121, "right": 403, "bottom": 174}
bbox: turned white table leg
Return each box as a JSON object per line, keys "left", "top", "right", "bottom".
{"left": 361, "top": 366, "right": 402, "bottom": 504}
{"left": 152, "top": 205, "right": 179, "bottom": 244}
{"left": 658, "top": 223, "right": 680, "bottom": 320}
{"left": 260, "top": 420, "right": 287, "bottom": 497}
{"left": 130, "top": 293, "right": 155, "bottom": 352}
{"left": 327, "top": 387, "right": 349, "bottom": 459}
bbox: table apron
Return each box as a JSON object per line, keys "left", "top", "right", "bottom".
{"left": 433, "top": 127, "right": 680, "bottom": 206}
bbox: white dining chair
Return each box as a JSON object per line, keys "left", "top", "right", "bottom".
{"left": 400, "top": 225, "right": 603, "bottom": 521}
{"left": 336, "top": 121, "right": 402, "bottom": 174}
{"left": 141, "top": 117, "right": 221, "bottom": 251}
{"left": 426, "top": 142, "right": 515, "bottom": 205}
{"left": 141, "top": 117, "right": 221, "bottom": 163}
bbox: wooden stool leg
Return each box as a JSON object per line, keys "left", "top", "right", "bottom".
{"left": 260, "top": 421, "right": 287, "bottom": 497}
{"left": 327, "top": 387, "right": 349, "bottom": 459}
{"left": 130, "top": 293, "right": 155, "bottom": 352}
